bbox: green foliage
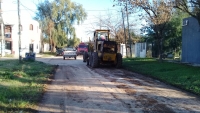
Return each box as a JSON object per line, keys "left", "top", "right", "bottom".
{"left": 123, "top": 58, "right": 200, "bottom": 95}
{"left": 0, "top": 60, "right": 55, "bottom": 112}
{"left": 163, "top": 9, "right": 189, "bottom": 54}
{"left": 67, "top": 29, "right": 81, "bottom": 47}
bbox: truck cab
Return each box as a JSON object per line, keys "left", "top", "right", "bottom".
{"left": 77, "top": 42, "right": 88, "bottom": 55}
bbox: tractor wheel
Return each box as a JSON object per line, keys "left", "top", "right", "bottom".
{"left": 91, "top": 52, "right": 99, "bottom": 68}
{"left": 83, "top": 52, "right": 88, "bottom": 62}
{"left": 89, "top": 54, "right": 93, "bottom": 67}
{"left": 115, "top": 53, "right": 122, "bottom": 68}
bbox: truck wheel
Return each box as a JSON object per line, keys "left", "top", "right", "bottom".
{"left": 91, "top": 52, "right": 99, "bottom": 68}
{"left": 74, "top": 56, "right": 76, "bottom": 60}
{"left": 63, "top": 57, "right": 65, "bottom": 60}
{"left": 83, "top": 52, "right": 88, "bottom": 62}
{"left": 115, "top": 53, "right": 122, "bottom": 68}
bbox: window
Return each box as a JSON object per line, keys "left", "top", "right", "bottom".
{"left": 78, "top": 45, "right": 87, "bottom": 48}
{"left": 5, "top": 33, "right": 11, "bottom": 38}
{"left": 29, "top": 24, "right": 33, "bottom": 30}
{"left": 5, "top": 26, "right": 11, "bottom": 33}
{"left": 5, "top": 41, "right": 11, "bottom": 50}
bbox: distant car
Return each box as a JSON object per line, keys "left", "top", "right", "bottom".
{"left": 63, "top": 47, "right": 77, "bottom": 60}
{"left": 56, "top": 49, "right": 64, "bottom": 56}
{"left": 162, "top": 52, "right": 174, "bottom": 59}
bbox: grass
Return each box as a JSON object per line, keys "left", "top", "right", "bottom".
{"left": 123, "top": 58, "right": 200, "bottom": 96}
{"left": 4, "top": 54, "right": 14, "bottom": 58}
{"left": 0, "top": 60, "right": 56, "bottom": 112}
{"left": 41, "top": 52, "right": 56, "bottom": 57}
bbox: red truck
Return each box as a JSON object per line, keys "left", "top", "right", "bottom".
{"left": 77, "top": 42, "right": 88, "bottom": 55}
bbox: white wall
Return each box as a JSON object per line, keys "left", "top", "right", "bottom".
{"left": 43, "top": 43, "right": 50, "bottom": 52}
{"left": 120, "top": 44, "right": 126, "bottom": 58}
{"left": 8, "top": 19, "right": 41, "bottom": 57}
{"left": 135, "top": 43, "right": 146, "bottom": 58}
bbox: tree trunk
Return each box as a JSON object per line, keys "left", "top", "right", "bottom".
{"left": 158, "top": 38, "right": 163, "bottom": 62}
{"left": 50, "top": 29, "right": 53, "bottom": 53}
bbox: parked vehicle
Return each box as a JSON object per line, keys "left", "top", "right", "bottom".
{"left": 63, "top": 47, "right": 77, "bottom": 60}
{"left": 56, "top": 49, "right": 64, "bottom": 56}
{"left": 77, "top": 42, "right": 88, "bottom": 55}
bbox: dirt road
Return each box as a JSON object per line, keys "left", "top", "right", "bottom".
{"left": 36, "top": 56, "right": 200, "bottom": 113}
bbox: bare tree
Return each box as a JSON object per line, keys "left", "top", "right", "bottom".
{"left": 115, "top": 0, "right": 174, "bottom": 60}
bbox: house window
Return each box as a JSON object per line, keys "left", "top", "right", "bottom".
{"left": 5, "top": 33, "right": 11, "bottom": 38}
{"left": 5, "top": 26, "right": 11, "bottom": 33}
{"left": 29, "top": 24, "right": 33, "bottom": 30}
{"left": 5, "top": 41, "right": 11, "bottom": 50}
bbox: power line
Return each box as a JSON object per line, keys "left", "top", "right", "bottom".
{"left": 20, "top": 2, "right": 36, "bottom": 13}
{"left": 85, "top": 9, "right": 117, "bottom": 11}
{"left": 3, "top": 9, "right": 36, "bottom": 12}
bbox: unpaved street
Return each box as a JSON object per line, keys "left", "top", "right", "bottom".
{"left": 36, "top": 56, "right": 200, "bottom": 113}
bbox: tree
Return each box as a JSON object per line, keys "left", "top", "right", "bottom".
{"left": 163, "top": 9, "right": 189, "bottom": 56}
{"left": 35, "top": 0, "right": 87, "bottom": 52}
{"left": 115, "top": 0, "right": 174, "bottom": 60}
{"left": 174, "top": 0, "right": 200, "bottom": 24}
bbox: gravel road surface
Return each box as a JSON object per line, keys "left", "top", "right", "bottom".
{"left": 36, "top": 56, "right": 200, "bottom": 113}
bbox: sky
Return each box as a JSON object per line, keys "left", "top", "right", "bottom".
{"left": 2, "top": 0, "right": 144, "bottom": 42}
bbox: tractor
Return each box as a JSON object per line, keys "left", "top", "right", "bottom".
{"left": 83, "top": 29, "right": 122, "bottom": 68}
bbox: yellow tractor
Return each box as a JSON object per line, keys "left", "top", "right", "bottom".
{"left": 83, "top": 29, "right": 122, "bottom": 68}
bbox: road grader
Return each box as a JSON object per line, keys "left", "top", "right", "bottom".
{"left": 83, "top": 29, "right": 122, "bottom": 68}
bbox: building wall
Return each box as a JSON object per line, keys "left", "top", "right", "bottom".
{"left": 120, "top": 44, "right": 126, "bottom": 58}
{"left": 135, "top": 43, "right": 146, "bottom": 58}
{"left": 0, "top": 25, "right": 13, "bottom": 55}
{"left": 182, "top": 17, "right": 200, "bottom": 64}
{"left": 11, "top": 20, "right": 41, "bottom": 57}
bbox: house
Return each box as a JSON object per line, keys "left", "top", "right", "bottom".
{"left": 182, "top": 17, "right": 200, "bottom": 64}
{"left": 1, "top": 19, "right": 41, "bottom": 57}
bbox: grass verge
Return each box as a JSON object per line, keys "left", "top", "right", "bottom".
{"left": 41, "top": 52, "right": 56, "bottom": 57}
{"left": 0, "top": 60, "right": 56, "bottom": 113}
{"left": 123, "top": 58, "right": 200, "bottom": 96}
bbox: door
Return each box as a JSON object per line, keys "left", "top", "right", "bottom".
{"left": 29, "top": 44, "right": 34, "bottom": 52}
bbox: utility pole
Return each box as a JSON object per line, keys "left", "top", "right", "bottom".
{"left": 0, "top": 0, "right": 4, "bottom": 57}
{"left": 17, "top": 0, "right": 22, "bottom": 61}
{"left": 121, "top": 8, "right": 128, "bottom": 57}
{"left": 126, "top": 0, "right": 132, "bottom": 58}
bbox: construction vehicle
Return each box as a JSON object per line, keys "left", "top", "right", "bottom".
{"left": 83, "top": 29, "right": 122, "bottom": 68}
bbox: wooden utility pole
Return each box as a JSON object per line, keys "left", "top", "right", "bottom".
{"left": 121, "top": 8, "right": 127, "bottom": 57}
{"left": 126, "top": 0, "right": 132, "bottom": 58}
{"left": 0, "top": 0, "right": 4, "bottom": 57}
{"left": 17, "top": 0, "right": 22, "bottom": 61}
